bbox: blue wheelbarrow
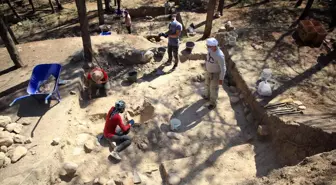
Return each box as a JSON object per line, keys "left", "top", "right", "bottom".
{"left": 10, "top": 63, "right": 62, "bottom": 106}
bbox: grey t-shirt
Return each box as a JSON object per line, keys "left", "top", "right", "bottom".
{"left": 168, "top": 20, "right": 182, "bottom": 46}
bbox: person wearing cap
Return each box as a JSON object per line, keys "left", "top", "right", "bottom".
{"left": 204, "top": 38, "right": 226, "bottom": 110}
{"left": 166, "top": 14, "right": 183, "bottom": 70}
{"left": 103, "top": 100, "right": 133, "bottom": 160}
{"left": 87, "top": 67, "right": 110, "bottom": 99}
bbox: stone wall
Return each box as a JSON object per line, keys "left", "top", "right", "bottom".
{"left": 219, "top": 33, "right": 336, "bottom": 166}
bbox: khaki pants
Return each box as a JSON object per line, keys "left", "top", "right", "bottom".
{"left": 205, "top": 72, "right": 220, "bottom": 106}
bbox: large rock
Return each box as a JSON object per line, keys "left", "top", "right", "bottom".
{"left": 0, "top": 152, "right": 6, "bottom": 168}
{"left": 166, "top": 132, "right": 183, "bottom": 140}
{"left": 63, "top": 162, "right": 78, "bottom": 175}
{"left": 11, "top": 146, "right": 27, "bottom": 163}
{"left": 108, "top": 49, "right": 154, "bottom": 65}
{"left": 14, "top": 135, "right": 26, "bottom": 144}
{"left": 0, "top": 146, "right": 8, "bottom": 153}
{"left": 106, "top": 179, "right": 116, "bottom": 185}
{"left": 13, "top": 124, "right": 23, "bottom": 134}
{"left": 0, "top": 116, "right": 11, "bottom": 128}
{"left": 84, "top": 140, "right": 95, "bottom": 153}
{"left": 168, "top": 173, "right": 181, "bottom": 185}
{"left": 230, "top": 96, "right": 240, "bottom": 104}
{"left": 133, "top": 170, "right": 141, "bottom": 184}
{"left": 246, "top": 113, "right": 254, "bottom": 123}
{"left": 229, "top": 86, "right": 237, "bottom": 93}
{"left": 114, "top": 171, "right": 133, "bottom": 185}
{"left": 52, "top": 138, "right": 61, "bottom": 146}
{"left": 0, "top": 131, "right": 13, "bottom": 147}
{"left": 5, "top": 123, "right": 17, "bottom": 132}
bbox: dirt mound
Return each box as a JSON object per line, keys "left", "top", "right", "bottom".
{"left": 248, "top": 150, "right": 336, "bottom": 185}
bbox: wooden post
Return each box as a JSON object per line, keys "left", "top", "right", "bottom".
{"left": 202, "top": 0, "right": 218, "bottom": 39}
{"left": 0, "top": 16, "right": 23, "bottom": 68}
{"left": 49, "top": 0, "right": 55, "bottom": 13}
{"left": 75, "top": 0, "right": 93, "bottom": 63}
{"left": 97, "top": 0, "right": 105, "bottom": 25}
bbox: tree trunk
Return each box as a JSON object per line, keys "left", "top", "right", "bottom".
{"left": 104, "top": 0, "right": 112, "bottom": 12}
{"left": 49, "top": 0, "right": 55, "bottom": 13}
{"left": 298, "top": 0, "right": 315, "bottom": 21}
{"left": 203, "top": 0, "right": 218, "bottom": 39}
{"left": 55, "top": 0, "right": 64, "bottom": 10}
{"left": 176, "top": 13, "right": 187, "bottom": 37}
{"left": 295, "top": 0, "right": 303, "bottom": 7}
{"left": 0, "top": 16, "right": 23, "bottom": 68}
{"left": 5, "top": 0, "right": 21, "bottom": 20}
{"left": 97, "top": 0, "right": 104, "bottom": 25}
{"left": 28, "top": 0, "right": 35, "bottom": 13}
{"left": 75, "top": 0, "right": 93, "bottom": 63}
{"left": 217, "top": 0, "right": 225, "bottom": 15}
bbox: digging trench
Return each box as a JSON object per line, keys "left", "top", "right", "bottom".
{"left": 221, "top": 44, "right": 336, "bottom": 166}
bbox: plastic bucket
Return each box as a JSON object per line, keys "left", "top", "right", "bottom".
{"left": 170, "top": 118, "right": 181, "bottom": 131}
{"left": 128, "top": 71, "right": 138, "bottom": 83}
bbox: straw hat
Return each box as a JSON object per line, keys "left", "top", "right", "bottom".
{"left": 91, "top": 70, "right": 104, "bottom": 82}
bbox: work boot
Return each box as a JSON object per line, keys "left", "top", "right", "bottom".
{"left": 110, "top": 141, "right": 117, "bottom": 148}
{"left": 110, "top": 151, "right": 121, "bottom": 160}
{"left": 172, "top": 63, "right": 178, "bottom": 69}
{"left": 201, "top": 94, "right": 209, "bottom": 100}
{"left": 207, "top": 104, "right": 216, "bottom": 110}
{"left": 166, "top": 59, "right": 172, "bottom": 66}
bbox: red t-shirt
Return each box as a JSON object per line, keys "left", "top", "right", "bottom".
{"left": 87, "top": 68, "right": 108, "bottom": 81}
{"left": 104, "top": 107, "right": 131, "bottom": 138}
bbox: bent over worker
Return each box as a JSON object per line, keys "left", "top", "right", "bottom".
{"left": 103, "top": 100, "right": 133, "bottom": 160}
{"left": 203, "top": 38, "right": 226, "bottom": 110}
{"left": 86, "top": 67, "right": 110, "bottom": 99}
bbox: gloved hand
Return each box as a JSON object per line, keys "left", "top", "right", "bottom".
{"left": 158, "top": 33, "right": 168, "bottom": 38}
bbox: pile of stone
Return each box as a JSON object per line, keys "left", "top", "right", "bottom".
{"left": 0, "top": 116, "right": 32, "bottom": 168}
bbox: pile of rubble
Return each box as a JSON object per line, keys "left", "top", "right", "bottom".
{"left": 0, "top": 116, "right": 32, "bottom": 168}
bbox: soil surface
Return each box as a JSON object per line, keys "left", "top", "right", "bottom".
{"left": 0, "top": 35, "right": 281, "bottom": 185}
{"left": 0, "top": 0, "right": 335, "bottom": 184}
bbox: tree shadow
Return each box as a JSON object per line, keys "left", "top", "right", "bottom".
{"left": 0, "top": 66, "right": 18, "bottom": 76}
{"left": 262, "top": 49, "right": 336, "bottom": 105}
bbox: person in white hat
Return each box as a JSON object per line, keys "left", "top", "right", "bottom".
{"left": 87, "top": 67, "right": 110, "bottom": 99}
{"left": 203, "top": 38, "right": 226, "bottom": 109}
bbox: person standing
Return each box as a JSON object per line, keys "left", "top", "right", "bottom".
{"left": 124, "top": 11, "right": 132, "bottom": 34}
{"left": 103, "top": 100, "right": 133, "bottom": 160}
{"left": 203, "top": 38, "right": 226, "bottom": 110}
{"left": 166, "top": 14, "right": 182, "bottom": 70}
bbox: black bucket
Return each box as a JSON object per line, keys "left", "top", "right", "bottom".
{"left": 128, "top": 71, "right": 138, "bottom": 83}
{"left": 157, "top": 47, "right": 166, "bottom": 57}
{"left": 186, "top": 42, "right": 195, "bottom": 52}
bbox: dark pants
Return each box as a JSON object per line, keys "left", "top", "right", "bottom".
{"left": 126, "top": 26, "right": 131, "bottom": 34}
{"left": 168, "top": 45, "right": 179, "bottom": 64}
{"left": 106, "top": 127, "right": 131, "bottom": 152}
{"left": 117, "top": 0, "right": 120, "bottom": 11}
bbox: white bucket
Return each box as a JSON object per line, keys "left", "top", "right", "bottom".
{"left": 170, "top": 118, "right": 181, "bottom": 131}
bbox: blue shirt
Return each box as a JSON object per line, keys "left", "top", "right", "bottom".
{"left": 168, "top": 20, "right": 182, "bottom": 46}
